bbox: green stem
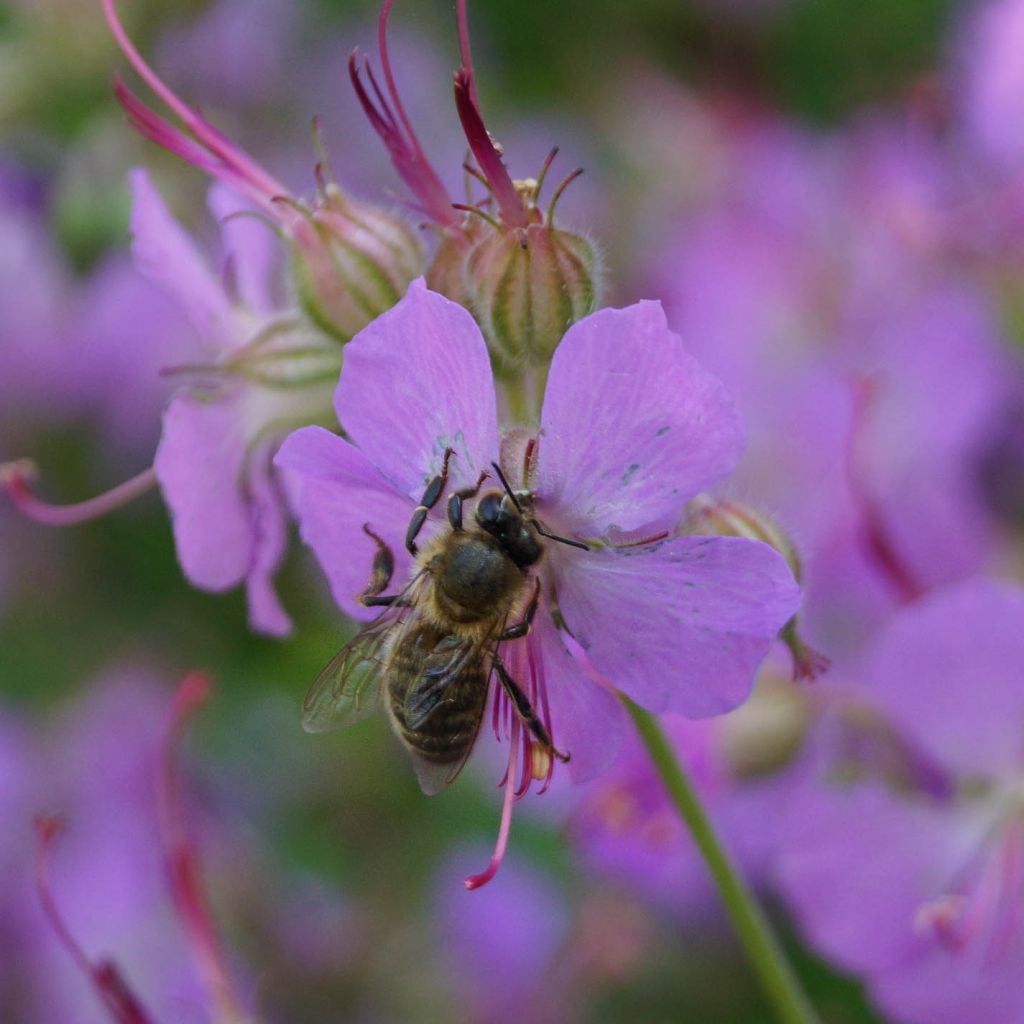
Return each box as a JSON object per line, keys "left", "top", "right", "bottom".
{"left": 625, "top": 698, "right": 819, "bottom": 1024}
{"left": 501, "top": 374, "right": 532, "bottom": 426}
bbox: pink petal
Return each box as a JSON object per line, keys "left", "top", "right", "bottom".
{"left": 865, "top": 579, "right": 1024, "bottom": 779}
{"left": 536, "top": 301, "right": 744, "bottom": 535}
{"left": 207, "top": 183, "right": 278, "bottom": 317}
{"left": 155, "top": 391, "right": 251, "bottom": 591}
{"left": 128, "top": 168, "right": 233, "bottom": 346}
{"left": 274, "top": 426, "right": 416, "bottom": 619}
{"left": 554, "top": 536, "right": 801, "bottom": 718}
{"left": 533, "top": 615, "right": 626, "bottom": 784}
{"left": 244, "top": 444, "right": 292, "bottom": 636}
{"left": 775, "top": 783, "right": 978, "bottom": 975}
{"left": 335, "top": 280, "right": 499, "bottom": 499}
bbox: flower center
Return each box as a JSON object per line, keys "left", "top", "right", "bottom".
{"left": 914, "top": 810, "right": 1024, "bottom": 962}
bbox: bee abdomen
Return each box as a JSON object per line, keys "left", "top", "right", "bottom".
{"left": 389, "top": 672, "right": 488, "bottom": 765}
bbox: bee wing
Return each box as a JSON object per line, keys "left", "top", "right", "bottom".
{"left": 302, "top": 574, "right": 429, "bottom": 734}
{"left": 407, "top": 727, "right": 485, "bottom": 796}
{"left": 301, "top": 622, "right": 390, "bottom": 733}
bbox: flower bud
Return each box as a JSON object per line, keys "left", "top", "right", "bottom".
{"left": 425, "top": 231, "right": 477, "bottom": 311}
{"left": 288, "top": 184, "right": 423, "bottom": 343}
{"left": 222, "top": 319, "right": 344, "bottom": 388}
{"left": 464, "top": 223, "right": 601, "bottom": 377}
{"left": 719, "top": 676, "right": 811, "bottom": 780}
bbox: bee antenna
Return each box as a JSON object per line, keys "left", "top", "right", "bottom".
{"left": 535, "top": 525, "right": 590, "bottom": 552}
{"left": 489, "top": 461, "right": 590, "bottom": 551}
{"left": 490, "top": 462, "right": 523, "bottom": 513}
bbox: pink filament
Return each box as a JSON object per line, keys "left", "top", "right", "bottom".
{"left": 347, "top": 2, "right": 458, "bottom": 229}
{"left": 918, "top": 819, "right": 1024, "bottom": 962}
{"left": 465, "top": 719, "right": 520, "bottom": 890}
{"left": 454, "top": 0, "right": 479, "bottom": 109}
{"left": 33, "top": 818, "right": 154, "bottom": 1024}
{"left": 453, "top": 69, "right": 527, "bottom": 230}
{"left": 102, "top": 0, "right": 287, "bottom": 205}
{"left": 158, "top": 672, "right": 248, "bottom": 1024}
{"left": 1, "top": 462, "right": 157, "bottom": 527}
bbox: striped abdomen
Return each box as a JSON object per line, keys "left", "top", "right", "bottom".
{"left": 387, "top": 624, "right": 489, "bottom": 765}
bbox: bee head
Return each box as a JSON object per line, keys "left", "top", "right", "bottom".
{"left": 474, "top": 490, "right": 543, "bottom": 568}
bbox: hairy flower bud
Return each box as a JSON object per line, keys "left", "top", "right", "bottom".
{"left": 464, "top": 222, "right": 601, "bottom": 377}
{"left": 288, "top": 184, "right": 423, "bottom": 343}
{"left": 425, "top": 231, "right": 477, "bottom": 311}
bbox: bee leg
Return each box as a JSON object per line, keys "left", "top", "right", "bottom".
{"left": 406, "top": 447, "right": 454, "bottom": 555}
{"left": 447, "top": 469, "right": 490, "bottom": 531}
{"left": 492, "top": 655, "right": 571, "bottom": 763}
{"left": 359, "top": 524, "right": 411, "bottom": 607}
{"left": 499, "top": 579, "right": 541, "bottom": 641}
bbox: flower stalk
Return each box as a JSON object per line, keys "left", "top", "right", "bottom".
{"left": 624, "top": 697, "right": 819, "bottom": 1024}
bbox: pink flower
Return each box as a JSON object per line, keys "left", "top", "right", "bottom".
{"left": 275, "top": 280, "right": 800, "bottom": 884}
{"left": 776, "top": 580, "right": 1024, "bottom": 1024}
{"left": 131, "top": 170, "right": 339, "bottom": 637}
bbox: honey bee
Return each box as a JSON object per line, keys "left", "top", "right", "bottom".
{"left": 302, "top": 449, "right": 588, "bottom": 794}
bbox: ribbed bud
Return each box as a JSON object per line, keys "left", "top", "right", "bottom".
{"left": 223, "top": 319, "right": 343, "bottom": 388}
{"left": 464, "top": 223, "right": 601, "bottom": 377}
{"left": 425, "top": 232, "right": 476, "bottom": 311}
{"left": 681, "top": 495, "right": 829, "bottom": 681}
{"left": 288, "top": 185, "right": 423, "bottom": 343}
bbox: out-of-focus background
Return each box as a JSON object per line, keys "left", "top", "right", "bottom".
{"left": 3, "top": 1, "right": 1023, "bottom": 1021}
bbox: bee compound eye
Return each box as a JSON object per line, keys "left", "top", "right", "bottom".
{"left": 475, "top": 492, "right": 504, "bottom": 526}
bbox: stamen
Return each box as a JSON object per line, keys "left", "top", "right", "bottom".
{"left": 455, "top": 0, "right": 479, "bottom": 108}
{"left": 1, "top": 461, "right": 157, "bottom": 527}
{"left": 378, "top": 0, "right": 428, "bottom": 164}
{"left": 453, "top": 69, "right": 527, "bottom": 229}
{"left": 913, "top": 818, "right": 1024, "bottom": 961}
{"left": 348, "top": 17, "right": 457, "bottom": 229}
{"left": 529, "top": 640, "right": 557, "bottom": 793}
{"left": 451, "top": 202, "right": 502, "bottom": 231}
{"left": 533, "top": 147, "right": 559, "bottom": 203}
{"left": 546, "top": 167, "right": 584, "bottom": 227}
{"left": 158, "top": 672, "right": 249, "bottom": 1024}
{"left": 34, "top": 818, "right": 154, "bottom": 1024}
{"left": 102, "top": 1, "right": 286, "bottom": 206}
{"left": 531, "top": 745, "right": 552, "bottom": 782}
{"left": 465, "top": 719, "right": 520, "bottom": 890}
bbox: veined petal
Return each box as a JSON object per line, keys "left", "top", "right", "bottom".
{"left": 335, "top": 280, "right": 499, "bottom": 498}
{"left": 155, "top": 391, "right": 251, "bottom": 591}
{"left": 243, "top": 444, "right": 292, "bottom": 637}
{"left": 208, "top": 183, "right": 278, "bottom": 317}
{"left": 555, "top": 536, "right": 801, "bottom": 718}
{"left": 533, "top": 614, "right": 626, "bottom": 783}
{"left": 128, "top": 168, "right": 233, "bottom": 345}
{"left": 536, "top": 301, "right": 744, "bottom": 535}
{"left": 274, "top": 426, "right": 415, "bottom": 619}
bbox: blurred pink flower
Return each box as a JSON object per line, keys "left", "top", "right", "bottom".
{"left": 776, "top": 579, "right": 1024, "bottom": 1024}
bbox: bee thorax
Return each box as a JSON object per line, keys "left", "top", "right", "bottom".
{"left": 430, "top": 532, "right": 523, "bottom": 626}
